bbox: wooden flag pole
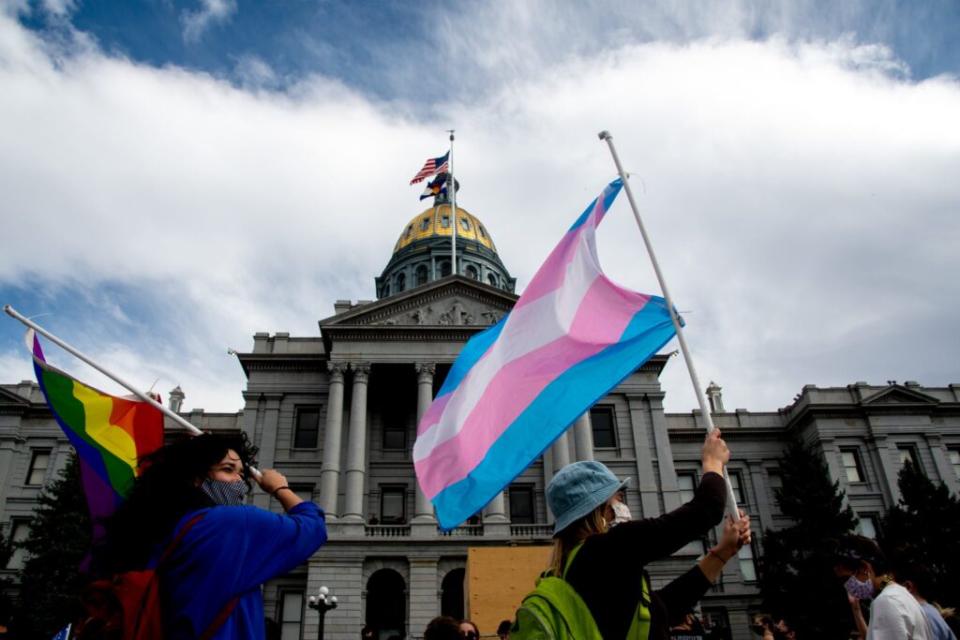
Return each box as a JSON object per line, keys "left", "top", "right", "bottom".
{"left": 3, "top": 304, "right": 262, "bottom": 477}
{"left": 598, "top": 131, "right": 740, "bottom": 520}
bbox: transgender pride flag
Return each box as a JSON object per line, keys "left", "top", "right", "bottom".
{"left": 414, "top": 178, "right": 678, "bottom": 529}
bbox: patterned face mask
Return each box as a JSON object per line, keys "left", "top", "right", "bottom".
{"left": 611, "top": 500, "right": 632, "bottom": 526}
{"left": 200, "top": 479, "right": 249, "bottom": 506}
{"left": 844, "top": 575, "right": 874, "bottom": 600}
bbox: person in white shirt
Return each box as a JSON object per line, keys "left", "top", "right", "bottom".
{"left": 834, "top": 536, "right": 930, "bottom": 640}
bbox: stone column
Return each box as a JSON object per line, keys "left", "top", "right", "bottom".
{"left": 551, "top": 431, "right": 571, "bottom": 472}
{"left": 253, "top": 393, "right": 282, "bottom": 509}
{"left": 927, "top": 435, "right": 960, "bottom": 495}
{"left": 483, "top": 490, "right": 509, "bottom": 537}
{"left": 413, "top": 363, "right": 437, "bottom": 526}
{"left": 573, "top": 412, "right": 594, "bottom": 461}
{"left": 342, "top": 363, "right": 370, "bottom": 523}
{"left": 747, "top": 460, "right": 773, "bottom": 531}
{"left": 627, "top": 394, "right": 661, "bottom": 517}
{"left": 319, "top": 362, "right": 347, "bottom": 518}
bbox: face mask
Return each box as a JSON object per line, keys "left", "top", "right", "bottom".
{"left": 844, "top": 575, "right": 874, "bottom": 600}
{"left": 201, "top": 479, "right": 249, "bottom": 506}
{"left": 611, "top": 500, "right": 632, "bottom": 526}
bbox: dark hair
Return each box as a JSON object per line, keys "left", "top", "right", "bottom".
{"left": 834, "top": 535, "right": 889, "bottom": 576}
{"left": 497, "top": 619, "right": 512, "bottom": 635}
{"left": 424, "top": 616, "right": 460, "bottom": 640}
{"left": 460, "top": 618, "right": 480, "bottom": 636}
{"left": 99, "top": 431, "right": 257, "bottom": 572}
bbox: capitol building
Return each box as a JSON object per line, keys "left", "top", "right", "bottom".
{"left": 2, "top": 196, "right": 959, "bottom": 640}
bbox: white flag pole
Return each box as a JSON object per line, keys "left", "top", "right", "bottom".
{"left": 4, "top": 304, "right": 263, "bottom": 479}
{"left": 447, "top": 129, "right": 458, "bottom": 276}
{"left": 598, "top": 131, "right": 740, "bottom": 520}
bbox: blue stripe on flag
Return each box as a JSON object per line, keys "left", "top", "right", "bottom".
{"left": 567, "top": 178, "right": 622, "bottom": 232}
{"left": 432, "top": 297, "right": 676, "bottom": 529}
{"left": 433, "top": 315, "right": 508, "bottom": 399}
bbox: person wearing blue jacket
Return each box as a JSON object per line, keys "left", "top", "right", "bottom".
{"left": 101, "top": 432, "right": 327, "bottom": 639}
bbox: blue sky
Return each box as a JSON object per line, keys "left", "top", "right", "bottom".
{"left": 2, "top": 0, "right": 959, "bottom": 413}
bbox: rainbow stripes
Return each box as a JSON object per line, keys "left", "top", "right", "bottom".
{"left": 29, "top": 332, "right": 163, "bottom": 533}
{"left": 414, "top": 178, "right": 677, "bottom": 529}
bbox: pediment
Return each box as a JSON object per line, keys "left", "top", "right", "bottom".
{"left": 861, "top": 385, "right": 939, "bottom": 406}
{"left": 320, "top": 276, "right": 518, "bottom": 330}
{"left": 0, "top": 386, "right": 31, "bottom": 406}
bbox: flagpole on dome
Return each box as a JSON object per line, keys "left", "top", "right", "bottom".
{"left": 597, "top": 131, "right": 740, "bottom": 521}
{"left": 447, "top": 129, "right": 458, "bottom": 276}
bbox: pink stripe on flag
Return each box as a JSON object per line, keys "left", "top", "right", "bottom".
{"left": 568, "top": 277, "right": 651, "bottom": 343}
{"left": 417, "top": 392, "right": 453, "bottom": 436}
{"left": 512, "top": 195, "right": 609, "bottom": 312}
{"left": 416, "top": 286, "right": 650, "bottom": 498}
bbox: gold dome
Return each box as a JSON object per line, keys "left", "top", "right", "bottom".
{"left": 393, "top": 205, "right": 497, "bottom": 254}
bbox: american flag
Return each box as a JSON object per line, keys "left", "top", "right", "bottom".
{"left": 409, "top": 151, "right": 449, "bottom": 185}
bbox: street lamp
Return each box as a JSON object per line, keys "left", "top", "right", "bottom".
{"left": 307, "top": 586, "right": 338, "bottom": 640}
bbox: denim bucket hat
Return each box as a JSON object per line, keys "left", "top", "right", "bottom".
{"left": 547, "top": 460, "right": 630, "bottom": 535}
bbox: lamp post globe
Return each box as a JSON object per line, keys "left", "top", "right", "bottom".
{"left": 306, "top": 585, "right": 338, "bottom": 640}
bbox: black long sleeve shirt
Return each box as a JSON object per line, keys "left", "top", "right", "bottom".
{"left": 564, "top": 472, "right": 727, "bottom": 639}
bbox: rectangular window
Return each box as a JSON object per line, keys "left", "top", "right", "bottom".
{"left": 293, "top": 407, "right": 320, "bottom": 449}
{"left": 279, "top": 590, "right": 304, "bottom": 640}
{"left": 767, "top": 470, "right": 783, "bottom": 503}
{"left": 290, "top": 484, "right": 314, "bottom": 503}
{"left": 380, "top": 487, "right": 407, "bottom": 524}
{"left": 509, "top": 484, "right": 535, "bottom": 524}
{"left": 841, "top": 449, "right": 864, "bottom": 483}
{"left": 26, "top": 450, "right": 50, "bottom": 486}
{"left": 738, "top": 542, "right": 758, "bottom": 582}
{"left": 950, "top": 449, "right": 960, "bottom": 480}
{"left": 701, "top": 607, "right": 730, "bottom": 636}
{"left": 897, "top": 445, "right": 918, "bottom": 469}
{"left": 677, "top": 473, "right": 696, "bottom": 504}
{"left": 728, "top": 471, "right": 746, "bottom": 504}
{"left": 7, "top": 520, "right": 30, "bottom": 570}
{"left": 857, "top": 515, "right": 878, "bottom": 539}
{"left": 589, "top": 406, "right": 617, "bottom": 449}
{"left": 382, "top": 421, "right": 406, "bottom": 451}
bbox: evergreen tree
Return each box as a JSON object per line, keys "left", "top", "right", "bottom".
{"left": 758, "top": 438, "right": 857, "bottom": 639}
{"left": 880, "top": 461, "right": 960, "bottom": 608}
{"left": 0, "top": 533, "right": 13, "bottom": 632}
{"left": 11, "top": 454, "right": 91, "bottom": 639}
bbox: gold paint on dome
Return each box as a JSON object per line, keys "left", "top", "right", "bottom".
{"left": 393, "top": 204, "right": 497, "bottom": 254}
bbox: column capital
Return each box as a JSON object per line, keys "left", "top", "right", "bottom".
{"left": 350, "top": 362, "right": 371, "bottom": 382}
{"left": 327, "top": 361, "right": 348, "bottom": 380}
{"left": 415, "top": 362, "right": 436, "bottom": 382}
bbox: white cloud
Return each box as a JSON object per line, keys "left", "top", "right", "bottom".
{"left": 1, "top": 12, "right": 958, "bottom": 413}
{"left": 181, "top": 0, "right": 237, "bottom": 44}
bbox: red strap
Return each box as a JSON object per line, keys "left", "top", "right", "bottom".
{"left": 158, "top": 512, "right": 207, "bottom": 566}
{"left": 199, "top": 597, "right": 239, "bottom": 640}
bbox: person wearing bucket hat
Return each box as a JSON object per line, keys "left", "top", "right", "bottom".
{"left": 543, "top": 429, "right": 751, "bottom": 640}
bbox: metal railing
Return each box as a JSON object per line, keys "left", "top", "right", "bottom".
{"left": 438, "top": 524, "right": 484, "bottom": 537}
{"left": 509, "top": 523, "right": 553, "bottom": 538}
{"left": 364, "top": 524, "right": 411, "bottom": 537}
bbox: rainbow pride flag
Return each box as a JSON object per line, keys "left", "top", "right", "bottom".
{"left": 414, "top": 178, "right": 678, "bottom": 529}
{"left": 28, "top": 331, "right": 164, "bottom": 537}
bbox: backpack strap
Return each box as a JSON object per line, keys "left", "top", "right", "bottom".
{"left": 158, "top": 511, "right": 238, "bottom": 640}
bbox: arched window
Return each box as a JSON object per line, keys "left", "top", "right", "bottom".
{"left": 396, "top": 273, "right": 406, "bottom": 293}
{"left": 420, "top": 216, "right": 431, "bottom": 231}
{"left": 439, "top": 261, "right": 451, "bottom": 277}
{"left": 440, "top": 215, "right": 450, "bottom": 228}
{"left": 383, "top": 283, "right": 390, "bottom": 297}
{"left": 367, "top": 569, "right": 406, "bottom": 639}
{"left": 441, "top": 568, "right": 466, "bottom": 620}
{"left": 405, "top": 224, "right": 413, "bottom": 238}
{"left": 459, "top": 217, "right": 470, "bottom": 232}
{"left": 487, "top": 273, "right": 498, "bottom": 287}
{"left": 465, "top": 265, "right": 478, "bottom": 280}
{"left": 415, "top": 265, "right": 428, "bottom": 287}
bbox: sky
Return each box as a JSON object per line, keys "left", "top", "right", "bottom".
{"left": 1, "top": 0, "right": 959, "bottom": 416}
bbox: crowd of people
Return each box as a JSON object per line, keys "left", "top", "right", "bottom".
{"left": 54, "top": 427, "right": 956, "bottom": 640}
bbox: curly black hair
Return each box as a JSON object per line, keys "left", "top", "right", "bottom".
{"left": 98, "top": 431, "right": 258, "bottom": 573}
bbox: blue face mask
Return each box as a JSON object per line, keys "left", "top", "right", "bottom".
{"left": 845, "top": 575, "right": 874, "bottom": 600}
{"left": 200, "top": 479, "right": 249, "bottom": 506}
